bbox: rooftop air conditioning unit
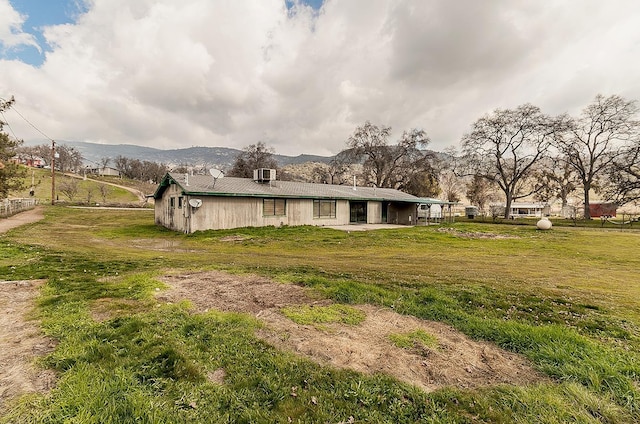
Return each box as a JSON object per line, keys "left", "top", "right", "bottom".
{"left": 253, "top": 168, "right": 276, "bottom": 183}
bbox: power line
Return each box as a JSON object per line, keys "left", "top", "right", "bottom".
{"left": 0, "top": 111, "right": 20, "bottom": 140}
{"left": 7, "top": 104, "right": 54, "bottom": 141}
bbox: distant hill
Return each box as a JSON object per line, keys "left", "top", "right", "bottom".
{"left": 24, "top": 140, "right": 333, "bottom": 169}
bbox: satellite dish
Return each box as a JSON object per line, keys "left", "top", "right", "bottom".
{"left": 189, "top": 199, "right": 202, "bottom": 208}
{"left": 209, "top": 169, "right": 224, "bottom": 179}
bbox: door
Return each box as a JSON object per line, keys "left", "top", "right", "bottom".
{"left": 349, "top": 201, "right": 367, "bottom": 223}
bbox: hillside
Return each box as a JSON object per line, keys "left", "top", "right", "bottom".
{"left": 24, "top": 140, "right": 333, "bottom": 169}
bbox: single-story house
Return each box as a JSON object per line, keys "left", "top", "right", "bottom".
{"left": 492, "top": 202, "right": 550, "bottom": 218}
{"left": 153, "top": 170, "right": 434, "bottom": 233}
{"left": 89, "top": 166, "right": 121, "bottom": 177}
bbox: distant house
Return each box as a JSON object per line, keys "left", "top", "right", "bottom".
{"left": 89, "top": 166, "right": 121, "bottom": 177}
{"left": 153, "top": 170, "right": 431, "bottom": 233}
{"left": 12, "top": 156, "right": 46, "bottom": 168}
{"left": 492, "top": 202, "right": 550, "bottom": 218}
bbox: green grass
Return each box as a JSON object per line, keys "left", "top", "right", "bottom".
{"left": 1, "top": 205, "right": 640, "bottom": 422}
{"left": 281, "top": 304, "right": 366, "bottom": 327}
{"left": 389, "top": 329, "right": 439, "bottom": 351}
{"left": 12, "top": 167, "right": 141, "bottom": 205}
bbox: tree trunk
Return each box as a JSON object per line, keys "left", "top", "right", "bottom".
{"left": 583, "top": 182, "right": 591, "bottom": 220}
{"left": 504, "top": 192, "right": 513, "bottom": 219}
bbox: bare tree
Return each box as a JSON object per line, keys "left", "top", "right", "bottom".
{"left": 602, "top": 139, "right": 640, "bottom": 205}
{"left": 30, "top": 144, "right": 54, "bottom": 167}
{"left": 554, "top": 94, "right": 638, "bottom": 219}
{"left": 59, "top": 177, "right": 79, "bottom": 201}
{"left": 113, "top": 155, "right": 166, "bottom": 182}
{"left": 461, "top": 104, "right": 562, "bottom": 218}
{"left": 86, "top": 186, "right": 94, "bottom": 205}
{"left": 533, "top": 158, "right": 578, "bottom": 208}
{"left": 99, "top": 184, "right": 110, "bottom": 203}
{"left": 15, "top": 145, "right": 41, "bottom": 165}
{"left": 438, "top": 170, "right": 461, "bottom": 203}
{"left": 346, "top": 122, "right": 434, "bottom": 195}
{"left": 172, "top": 163, "right": 189, "bottom": 174}
{"left": 327, "top": 151, "right": 352, "bottom": 185}
{"left": 100, "top": 157, "right": 111, "bottom": 174}
{"left": 55, "top": 144, "right": 83, "bottom": 173}
{"left": 466, "top": 174, "right": 497, "bottom": 214}
{"left": 228, "top": 142, "right": 278, "bottom": 178}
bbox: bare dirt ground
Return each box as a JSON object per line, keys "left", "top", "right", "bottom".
{"left": 158, "top": 271, "right": 547, "bottom": 392}
{"left": 0, "top": 280, "right": 56, "bottom": 410}
{"left": 0, "top": 208, "right": 55, "bottom": 409}
{"left": 436, "top": 227, "right": 518, "bottom": 239}
{"left": 0, "top": 206, "right": 44, "bottom": 233}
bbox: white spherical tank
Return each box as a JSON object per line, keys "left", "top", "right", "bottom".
{"left": 536, "top": 217, "right": 552, "bottom": 230}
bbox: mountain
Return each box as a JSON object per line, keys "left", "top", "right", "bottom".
{"left": 24, "top": 140, "right": 333, "bottom": 169}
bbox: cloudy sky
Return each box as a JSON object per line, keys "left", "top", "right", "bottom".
{"left": 1, "top": 0, "right": 639, "bottom": 156}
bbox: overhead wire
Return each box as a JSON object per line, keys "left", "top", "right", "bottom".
{"left": 0, "top": 111, "right": 20, "bottom": 141}
{"left": 4, "top": 103, "right": 55, "bottom": 142}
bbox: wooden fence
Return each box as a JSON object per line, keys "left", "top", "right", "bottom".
{"left": 0, "top": 198, "right": 39, "bottom": 218}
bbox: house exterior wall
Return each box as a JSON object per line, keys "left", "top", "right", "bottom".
{"left": 101, "top": 167, "right": 121, "bottom": 177}
{"left": 155, "top": 184, "right": 384, "bottom": 232}
{"left": 89, "top": 167, "right": 121, "bottom": 177}
{"left": 367, "top": 201, "right": 382, "bottom": 224}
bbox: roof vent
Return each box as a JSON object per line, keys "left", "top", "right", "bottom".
{"left": 253, "top": 168, "right": 276, "bottom": 183}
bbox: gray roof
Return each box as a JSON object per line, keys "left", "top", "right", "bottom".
{"left": 415, "top": 197, "right": 457, "bottom": 205}
{"left": 154, "top": 172, "right": 421, "bottom": 202}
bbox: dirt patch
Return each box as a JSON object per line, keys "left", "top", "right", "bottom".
{"left": 218, "top": 235, "right": 251, "bottom": 242}
{"left": 0, "top": 280, "right": 57, "bottom": 409}
{"left": 158, "top": 271, "right": 325, "bottom": 314}
{"left": 158, "top": 271, "right": 546, "bottom": 392}
{"left": 207, "top": 368, "right": 227, "bottom": 384}
{"left": 436, "top": 227, "right": 517, "bottom": 239}
{"left": 128, "top": 239, "right": 199, "bottom": 253}
{"left": 0, "top": 207, "right": 44, "bottom": 234}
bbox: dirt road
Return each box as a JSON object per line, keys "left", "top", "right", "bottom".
{"left": 0, "top": 207, "right": 44, "bottom": 234}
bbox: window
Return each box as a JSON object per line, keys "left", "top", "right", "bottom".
{"left": 313, "top": 199, "right": 336, "bottom": 218}
{"left": 178, "top": 197, "right": 183, "bottom": 208}
{"left": 170, "top": 197, "right": 175, "bottom": 208}
{"left": 264, "top": 198, "right": 286, "bottom": 216}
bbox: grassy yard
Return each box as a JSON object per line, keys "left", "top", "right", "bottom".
{"left": 1, "top": 206, "right": 639, "bottom": 423}
{"left": 12, "top": 167, "right": 143, "bottom": 205}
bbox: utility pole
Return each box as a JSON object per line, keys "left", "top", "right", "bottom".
{"left": 51, "top": 140, "right": 56, "bottom": 205}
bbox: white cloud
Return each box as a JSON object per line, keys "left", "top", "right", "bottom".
{"left": 0, "top": 0, "right": 41, "bottom": 52}
{"left": 1, "top": 0, "right": 640, "bottom": 157}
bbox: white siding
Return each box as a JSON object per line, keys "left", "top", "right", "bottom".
{"left": 367, "top": 201, "right": 382, "bottom": 224}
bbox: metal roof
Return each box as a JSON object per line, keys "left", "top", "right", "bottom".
{"left": 415, "top": 197, "right": 456, "bottom": 205}
{"left": 154, "top": 172, "right": 421, "bottom": 202}
{"left": 506, "top": 202, "right": 549, "bottom": 208}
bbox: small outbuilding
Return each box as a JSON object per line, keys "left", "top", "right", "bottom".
{"left": 153, "top": 170, "right": 423, "bottom": 233}
{"left": 589, "top": 202, "right": 617, "bottom": 218}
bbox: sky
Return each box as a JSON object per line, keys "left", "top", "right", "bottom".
{"left": 1, "top": 0, "right": 639, "bottom": 157}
